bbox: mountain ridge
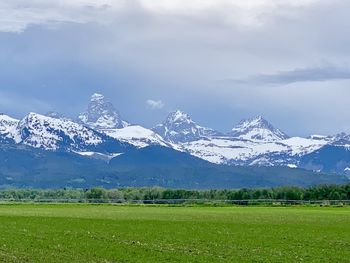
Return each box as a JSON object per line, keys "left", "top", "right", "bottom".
{"left": 1, "top": 112, "right": 135, "bottom": 153}
{"left": 1, "top": 93, "right": 350, "bottom": 178}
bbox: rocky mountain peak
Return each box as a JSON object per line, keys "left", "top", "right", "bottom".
{"left": 90, "top": 93, "right": 105, "bottom": 102}
{"left": 166, "top": 110, "right": 192, "bottom": 124}
{"left": 153, "top": 110, "right": 220, "bottom": 143}
{"left": 78, "top": 93, "right": 129, "bottom": 130}
{"left": 230, "top": 116, "right": 289, "bottom": 141}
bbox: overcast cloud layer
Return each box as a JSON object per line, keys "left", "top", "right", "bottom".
{"left": 0, "top": 0, "right": 350, "bottom": 136}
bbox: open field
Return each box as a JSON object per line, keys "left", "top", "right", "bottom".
{"left": 0, "top": 205, "right": 349, "bottom": 262}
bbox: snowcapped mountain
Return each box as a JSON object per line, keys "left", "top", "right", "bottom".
{"left": 77, "top": 93, "right": 170, "bottom": 149}
{"left": 0, "top": 114, "right": 20, "bottom": 143}
{"left": 153, "top": 110, "right": 220, "bottom": 143}
{"left": 78, "top": 93, "right": 129, "bottom": 129}
{"left": 178, "top": 116, "right": 329, "bottom": 166}
{"left": 0, "top": 95, "right": 350, "bottom": 177}
{"left": 18, "top": 112, "right": 131, "bottom": 153}
{"left": 230, "top": 116, "right": 289, "bottom": 142}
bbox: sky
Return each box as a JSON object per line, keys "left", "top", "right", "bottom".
{"left": 1, "top": 0, "right": 350, "bottom": 136}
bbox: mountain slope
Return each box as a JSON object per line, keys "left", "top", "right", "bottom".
{"left": 300, "top": 145, "right": 350, "bottom": 174}
{"left": 0, "top": 144, "right": 343, "bottom": 189}
{"left": 0, "top": 144, "right": 113, "bottom": 188}
{"left": 110, "top": 145, "right": 211, "bottom": 167}
{"left": 109, "top": 146, "right": 347, "bottom": 188}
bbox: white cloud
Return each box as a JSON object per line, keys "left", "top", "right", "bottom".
{"left": 146, "top": 99, "right": 164, "bottom": 109}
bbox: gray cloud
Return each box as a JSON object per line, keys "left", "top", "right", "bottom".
{"left": 0, "top": 1, "right": 317, "bottom": 32}
{"left": 2, "top": 0, "right": 350, "bottom": 136}
{"left": 230, "top": 65, "right": 350, "bottom": 86}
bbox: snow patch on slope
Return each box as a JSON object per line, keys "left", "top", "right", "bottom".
{"left": 181, "top": 135, "right": 329, "bottom": 165}
{"left": 282, "top": 137, "right": 329, "bottom": 155}
{"left": 76, "top": 151, "right": 123, "bottom": 161}
{"left": 104, "top": 125, "right": 169, "bottom": 148}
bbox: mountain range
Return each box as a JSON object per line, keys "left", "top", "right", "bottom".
{"left": 0, "top": 93, "right": 349, "bottom": 189}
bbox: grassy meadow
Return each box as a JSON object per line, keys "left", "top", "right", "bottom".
{"left": 0, "top": 204, "right": 348, "bottom": 262}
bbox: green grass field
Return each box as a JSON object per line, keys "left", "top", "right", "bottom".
{"left": 0, "top": 204, "right": 349, "bottom": 262}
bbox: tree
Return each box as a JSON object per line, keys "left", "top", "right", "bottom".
{"left": 85, "top": 188, "right": 106, "bottom": 200}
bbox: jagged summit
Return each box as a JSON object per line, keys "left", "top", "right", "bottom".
{"left": 167, "top": 110, "right": 192, "bottom": 123}
{"left": 230, "top": 116, "right": 289, "bottom": 142}
{"left": 153, "top": 110, "right": 220, "bottom": 143}
{"left": 91, "top": 93, "right": 105, "bottom": 102}
{"left": 78, "top": 93, "right": 129, "bottom": 129}
{"left": 234, "top": 116, "right": 276, "bottom": 131}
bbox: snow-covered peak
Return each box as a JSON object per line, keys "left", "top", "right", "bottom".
{"left": 19, "top": 112, "right": 106, "bottom": 151}
{"left": 234, "top": 116, "right": 272, "bottom": 130}
{"left": 153, "top": 110, "right": 220, "bottom": 143}
{"left": 0, "top": 114, "right": 20, "bottom": 143}
{"left": 168, "top": 110, "right": 192, "bottom": 123}
{"left": 230, "top": 116, "right": 288, "bottom": 142}
{"left": 78, "top": 93, "right": 129, "bottom": 129}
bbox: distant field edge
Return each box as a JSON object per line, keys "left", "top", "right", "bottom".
{"left": 0, "top": 198, "right": 349, "bottom": 206}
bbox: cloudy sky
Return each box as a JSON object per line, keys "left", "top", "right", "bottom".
{"left": 1, "top": 0, "right": 350, "bottom": 136}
